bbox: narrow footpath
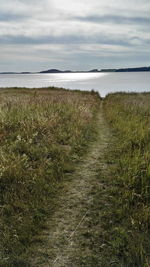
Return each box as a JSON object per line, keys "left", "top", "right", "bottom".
{"left": 28, "top": 104, "right": 115, "bottom": 267}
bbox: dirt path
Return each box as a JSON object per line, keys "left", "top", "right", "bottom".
{"left": 28, "top": 105, "right": 113, "bottom": 267}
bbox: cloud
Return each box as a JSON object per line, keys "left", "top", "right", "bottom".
{"left": 0, "top": 0, "right": 150, "bottom": 71}
{"left": 0, "top": 12, "right": 28, "bottom": 22}
{"left": 74, "top": 14, "right": 150, "bottom": 26}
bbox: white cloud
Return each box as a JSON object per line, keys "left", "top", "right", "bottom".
{"left": 0, "top": 0, "right": 150, "bottom": 71}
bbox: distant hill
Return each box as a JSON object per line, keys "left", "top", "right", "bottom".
{"left": 39, "top": 67, "right": 150, "bottom": 73}
{"left": 1, "top": 66, "right": 150, "bottom": 74}
{"left": 0, "top": 72, "right": 32, "bottom": 74}
{"left": 40, "top": 69, "right": 72, "bottom": 73}
{"left": 100, "top": 69, "right": 116, "bottom": 72}
{"left": 40, "top": 69, "right": 62, "bottom": 73}
{"left": 115, "top": 66, "right": 150, "bottom": 72}
{"left": 40, "top": 69, "right": 101, "bottom": 73}
{"left": 101, "top": 67, "right": 150, "bottom": 72}
{"left": 0, "top": 72, "right": 18, "bottom": 74}
{"left": 88, "top": 69, "right": 99, "bottom": 72}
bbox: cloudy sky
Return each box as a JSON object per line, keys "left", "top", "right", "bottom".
{"left": 0, "top": 0, "right": 150, "bottom": 71}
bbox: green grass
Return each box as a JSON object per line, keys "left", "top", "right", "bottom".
{"left": 0, "top": 88, "right": 100, "bottom": 266}
{"left": 103, "top": 93, "right": 150, "bottom": 266}
{"left": 1, "top": 89, "right": 150, "bottom": 266}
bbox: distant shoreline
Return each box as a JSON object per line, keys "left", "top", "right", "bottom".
{"left": 1, "top": 66, "right": 150, "bottom": 74}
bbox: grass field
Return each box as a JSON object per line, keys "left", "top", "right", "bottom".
{"left": 1, "top": 88, "right": 150, "bottom": 266}
{"left": 0, "top": 88, "right": 100, "bottom": 266}
{"left": 103, "top": 93, "right": 150, "bottom": 266}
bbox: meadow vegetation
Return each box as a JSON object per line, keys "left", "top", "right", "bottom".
{"left": 1, "top": 88, "right": 150, "bottom": 266}
{"left": 103, "top": 93, "right": 150, "bottom": 266}
{"left": 0, "top": 87, "right": 100, "bottom": 266}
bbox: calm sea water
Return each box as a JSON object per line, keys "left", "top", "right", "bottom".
{"left": 0, "top": 72, "right": 150, "bottom": 97}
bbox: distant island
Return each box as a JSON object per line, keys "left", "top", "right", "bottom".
{"left": 115, "top": 66, "right": 150, "bottom": 72}
{"left": 1, "top": 66, "right": 150, "bottom": 74}
{"left": 40, "top": 66, "right": 150, "bottom": 73}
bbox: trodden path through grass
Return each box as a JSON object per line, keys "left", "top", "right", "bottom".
{"left": 27, "top": 104, "right": 114, "bottom": 267}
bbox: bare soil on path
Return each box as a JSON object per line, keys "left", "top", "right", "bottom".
{"left": 28, "top": 105, "right": 114, "bottom": 267}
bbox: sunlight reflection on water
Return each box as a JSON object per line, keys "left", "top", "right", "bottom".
{"left": 0, "top": 72, "right": 150, "bottom": 97}
{"left": 42, "top": 72, "right": 108, "bottom": 82}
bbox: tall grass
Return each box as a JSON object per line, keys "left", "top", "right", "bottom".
{"left": 0, "top": 88, "right": 100, "bottom": 265}
{"left": 104, "top": 93, "right": 150, "bottom": 266}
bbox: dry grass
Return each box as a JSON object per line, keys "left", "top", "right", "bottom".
{"left": 104, "top": 92, "right": 150, "bottom": 266}
{"left": 0, "top": 87, "right": 100, "bottom": 266}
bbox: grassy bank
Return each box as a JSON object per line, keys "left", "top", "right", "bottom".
{"left": 103, "top": 93, "right": 150, "bottom": 266}
{"left": 0, "top": 88, "right": 100, "bottom": 266}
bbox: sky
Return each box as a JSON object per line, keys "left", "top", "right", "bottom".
{"left": 0, "top": 0, "right": 150, "bottom": 72}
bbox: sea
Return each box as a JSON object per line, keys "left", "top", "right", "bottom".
{"left": 0, "top": 72, "right": 150, "bottom": 97}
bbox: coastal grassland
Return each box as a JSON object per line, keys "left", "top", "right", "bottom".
{"left": 103, "top": 93, "right": 150, "bottom": 266}
{"left": 0, "top": 87, "right": 100, "bottom": 266}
